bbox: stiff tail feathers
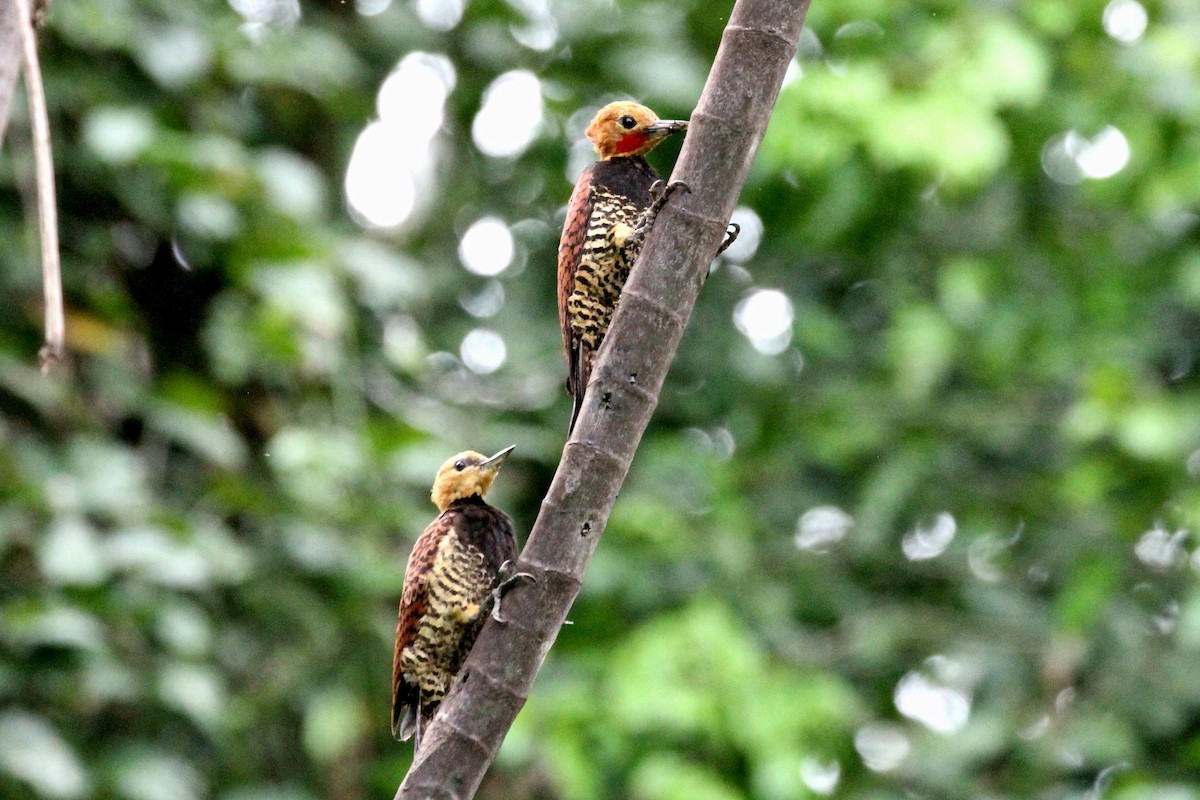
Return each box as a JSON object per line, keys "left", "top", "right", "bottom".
{"left": 566, "top": 343, "right": 589, "bottom": 435}
{"left": 568, "top": 389, "right": 584, "bottom": 434}
{"left": 392, "top": 679, "right": 425, "bottom": 749}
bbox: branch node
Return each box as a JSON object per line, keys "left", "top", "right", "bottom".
{"left": 725, "top": 22, "right": 797, "bottom": 50}
{"left": 615, "top": 288, "right": 690, "bottom": 329}
{"left": 37, "top": 341, "right": 62, "bottom": 374}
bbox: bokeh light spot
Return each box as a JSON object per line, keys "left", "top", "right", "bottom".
{"left": 894, "top": 670, "right": 971, "bottom": 734}
{"left": 382, "top": 315, "right": 426, "bottom": 369}
{"left": 258, "top": 149, "right": 325, "bottom": 221}
{"left": 1134, "top": 524, "right": 1187, "bottom": 569}
{"left": 472, "top": 71, "right": 544, "bottom": 158}
{"left": 798, "top": 757, "right": 840, "bottom": 795}
{"left": 227, "top": 0, "right": 299, "bottom": 28}
{"left": 346, "top": 53, "right": 451, "bottom": 230}
{"left": 84, "top": 107, "right": 154, "bottom": 164}
{"left": 177, "top": 194, "right": 241, "bottom": 241}
{"left": 511, "top": 16, "right": 558, "bottom": 51}
{"left": 1103, "top": 0, "right": 1147, "bottom": 44}
{"left": 415, "top": 0, "right": 463, "bottom": 31}
{"left": 345, "top": 122, "right": 416, "bottom": 229}
{"left": 356, "top": 0, "right": 391, "bottom": 14}
{"left": 902, "top": 512, "right": 956, "bottom": 560}
{"left": 377, "top": 52, "right": 455, "bottom": 140}
{"left": 1186, "top": 448, "right": 1200, "bottom": 478}
{"left": 854, "top": 723, "right": 909, "bottom": 772}
{"left": 459, "top": 218, "right": 514, "bottom": 276}
{"left": 137, "top": 25, "right": 212, "bottom": 88}
{"left": 733, "top": 288, "right": 794, "bottom": 354}
{"left": 114, "top": 750, "right": 202, "bottom": 800}
{"left": 459, "top": 280, "right": 506, "bottom": 318}
{"left": 0, "top": 711, "right": 89, "bottom": 799}
{"left": 460, "top": 329, "right": 507, "bottom": 374}
{"left": 1041, "top": 127, "right": 1130, "bottom": 184}
{"left": 1075, "top": 125, "right": 1130, "bottom": 178}
{"left": 795, "top": 505, "right": 854, "bottom": 552}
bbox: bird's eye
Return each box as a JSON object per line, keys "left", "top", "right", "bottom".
{"left": 619, "top": 115, "right": 636, "bottom": 130}
{"left": 454, "top": 460, "right": 466, "bottom": 471}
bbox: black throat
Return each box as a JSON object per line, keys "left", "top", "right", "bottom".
{"left": 593, "top": 156, "right": 659, "bottom": 205}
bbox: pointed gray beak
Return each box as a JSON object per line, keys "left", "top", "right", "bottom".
{"left": 479, "top": 445, "right": 516, "bottom": 471}
{"left": 645, "top": 119, "right": 688, "bottom": 136}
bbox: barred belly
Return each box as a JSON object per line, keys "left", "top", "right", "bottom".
{"left": 399, "top": 530, "right": 491, "bottom": 703}
{"left": 568, "top": 189, "right": 644, "bottom": 351}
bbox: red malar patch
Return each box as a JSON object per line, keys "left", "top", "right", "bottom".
{"left": 614, "top": 132, "right": 648, "bottom": 155}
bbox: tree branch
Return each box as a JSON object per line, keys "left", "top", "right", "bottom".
{"left": 10, "top": 0, "right": 64, "bottom": 371}
{"left": 395, "top": 0, "right": 810, "bottom": 796}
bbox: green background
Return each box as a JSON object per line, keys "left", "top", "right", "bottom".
{"left": 2, "top": 0, "right": 1199, "bottom": 798}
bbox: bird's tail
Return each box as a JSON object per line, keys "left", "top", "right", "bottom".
{"left": 567, "top": 348, "right": 590, "bottom": 434}
{"left": 393, "top": 698, "right": 416, "bottom": 741}
{"left": 392, "top": 677, "right": 421, "bottom": 742}
{"left": 567, "top": 389, "right": 584, "bottom": 434}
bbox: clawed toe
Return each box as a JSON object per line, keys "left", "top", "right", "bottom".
{"left": 491, "top": 561, "right": 537, "bottom": 623}
{"left": 650, "top": 179, "right": 691, "bottom": 203}
{"left": 628, "top": 181, "right": 690, "bottom": 248}
{"left": 717, "top": 221, "right": 741, "bottom": 255}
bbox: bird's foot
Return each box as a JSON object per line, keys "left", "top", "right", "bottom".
{"left": 491, "top": 560, "right": 537, "bottom": 623}
{"left": 649, "top": 178, "right": 691, "bottom": 204}
{"left": 626, "top": 180, "right": 691, "bottom": 250}
{"left": 716, "top": 221, "right": 741, "bottom": 255}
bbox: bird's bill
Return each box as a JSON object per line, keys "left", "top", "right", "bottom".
{"left": 479, "top": 444, "right": 516, "bottom": 471}
{"left": 645, "top": 119, "right": 688, "bottom": 136}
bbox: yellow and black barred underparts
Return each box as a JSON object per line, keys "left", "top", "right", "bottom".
{"left": 392, "top": 497, "right": 516, "bottom": 742}
{"left": 559, "top": 155, "right": 661, "bottom": 428}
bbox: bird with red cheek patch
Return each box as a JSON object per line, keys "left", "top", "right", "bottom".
{"left": 556, "top": 101, "right": 689, "bottom": 433}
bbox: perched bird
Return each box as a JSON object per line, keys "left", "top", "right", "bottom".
{"left": 391, "top": 445, "right": 521, "bottom": 750}
{"left": 557, "top": 101, "right": 689, "bottom": 433}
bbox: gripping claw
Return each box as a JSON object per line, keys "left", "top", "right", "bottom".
{"left": 627, "top": 180, "right": 690, "bottom": 250}
{"left": 491, "top": 560, "right": 537, "bottom": 623}
{"left": 717, "top": 222, "right": 741, "bottom": 255}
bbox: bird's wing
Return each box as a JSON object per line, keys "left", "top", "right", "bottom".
{"left": 558, "top": 164, "right": 596, "bottom": 401}
{"left": 391, "top": 512, "right": 449, "bottom": 740}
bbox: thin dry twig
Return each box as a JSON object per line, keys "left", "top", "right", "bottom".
{"left": 395, "top": 0, "right": 811, "bottom": 796}
{"left": 12, "top": 0, "right": 64, "bottom": 372}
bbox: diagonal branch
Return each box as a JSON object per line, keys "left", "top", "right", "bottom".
{"left": 395, "top": 0, "right": 810, "bottom": 796}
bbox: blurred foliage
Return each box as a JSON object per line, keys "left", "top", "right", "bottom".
{"left": 1, "top": 0, "right": 1199, "bottom": 798}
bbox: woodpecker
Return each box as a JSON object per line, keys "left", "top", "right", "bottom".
{"left": 557, "top": 101, "right": 739, "bottom": 432}
{"left": 391, "top": 445, "right": 522, "bottom": 750}
{"left": 557, "top": 101, "right": 689, "bottom": 433}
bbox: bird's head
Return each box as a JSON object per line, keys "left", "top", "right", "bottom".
{"left": 430, "top": 445, "right": 515, "bottom": 511}
{"left": 585, "top": 101, "right": 688, "bottom": 160}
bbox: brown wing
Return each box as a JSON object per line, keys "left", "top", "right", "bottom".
{"left": 391, "top": 513, "right": 449, "bottom": 740}
{"left": 558, "top": 163, "right": 597, "bottom": 403}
